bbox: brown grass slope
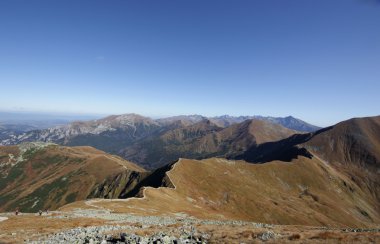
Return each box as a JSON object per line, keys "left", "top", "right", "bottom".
{"left": 68, "top": 157, "right": 380, "bottom": 228}
{"left": 0, "top": 144, "right": 147, "bottom": 212}
{"left": 303, "top": 115, "right": 380, "bottom": 213}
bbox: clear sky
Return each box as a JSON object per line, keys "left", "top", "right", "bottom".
{"left": 0, "top": 0, "right": 379, "bottom": 126}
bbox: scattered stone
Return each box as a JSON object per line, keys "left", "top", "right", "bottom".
{"left": 257, "top": 231, "right": 275, "bottom": 241}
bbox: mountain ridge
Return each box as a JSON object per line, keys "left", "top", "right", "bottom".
{"left": 0, "top": 113, "right": 317, "bottom": 169}
{"left": 121, "top": 118, "right": 298, "bottom": 169}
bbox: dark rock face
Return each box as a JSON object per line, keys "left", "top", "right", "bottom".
{"left": 121, "top": 163, "right": 175, "bottom": 199}
{"left": 89, "top": 171, "right": 150, "bottom": 199}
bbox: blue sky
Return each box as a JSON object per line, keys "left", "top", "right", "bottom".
{"left": 0, "top": 0, "right": 379, "bottom": 126}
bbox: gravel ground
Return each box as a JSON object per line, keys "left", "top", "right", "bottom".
{"left": 53, "top": 208, "right": 273, "bottom": 228}
{"left": 28, "top": 208, "right": 274, "bottom": 243}
{"left": 2, "top": 209, "right": 379, "bottom": 243}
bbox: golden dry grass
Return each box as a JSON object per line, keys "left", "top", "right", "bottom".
{"left": 67, "top": 157, "right": 380, "bottom": 228}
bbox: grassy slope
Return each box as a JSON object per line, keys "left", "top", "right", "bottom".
{"left": 71, "top": 157, "right": 380, "bottom": 228}
{"left": 303, "top": 116, "right": 380, "bottom": 212}
{"left": 0, "top": 145, "right": 145, "bottom": 212}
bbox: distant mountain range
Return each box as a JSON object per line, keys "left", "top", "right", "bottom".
{"left": 122, "top": 118, "right": 298, "bottom": 169}
{"left": 0, "top": 111, "right": 101, "bottom": 142}
{"left": 157, "top": 114, "right": 320, "bottom": 132}
{"left": 0, "top": 113, "right": 319, "bottom": 169}
{"left": 0, "top": 115, "right": 379, "bottom": 228}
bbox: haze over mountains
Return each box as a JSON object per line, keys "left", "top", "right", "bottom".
{"left": 0, "top": 113, "right": 319, "bottom": 169}
{"left": 0, "top": 111, "right": 101, "bottom": 143}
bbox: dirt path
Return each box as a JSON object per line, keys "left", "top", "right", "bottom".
{"left": 85, "top": 199, "right": 108, "bottom": 210}
{"left": 0, "top": 217, "right": 8, "bottom": 222}
{"left": 85, "top": 199, "right": 129, "bottom": 211}
{"left": 104, "top": 155, "right": 129, "bottom": 170}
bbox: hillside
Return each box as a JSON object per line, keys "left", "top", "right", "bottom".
{"left": 0, "top": 142, "right": 147, "bottom": 212}
{"left": 303, "top": 116, "right": 380, "bottom": 211}
{"left": 61, "top": 116, "right": 380, "bottom": 228}
{"left": 235, "top": 115, "right": 380, "bottom": 215}
{"left": 121, "top": 119, "right": 298, "bottom": 169}
{"left": 64, "top": 157, "right": 380, "bottom": 228}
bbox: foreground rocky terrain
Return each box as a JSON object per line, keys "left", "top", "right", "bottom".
{"left": 0, "top": 207, "right": 379, "bottom": 243}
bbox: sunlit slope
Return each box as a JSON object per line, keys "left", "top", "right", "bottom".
{"left": 69, "top": 157, "right": 380, "bottom": 228}
{"left": 0, "top": 143, "right": 147, "bottom": 212}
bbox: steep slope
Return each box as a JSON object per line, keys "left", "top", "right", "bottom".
{"left": 0, "top": 142, "right": 148, "bottom": 212}
{"left": 303, "top": 116, "right": 380, "bottom": 168}
{"left": 303, "top": 116, "right": 380, "bottom": 211}
{"left": 121, "top": 119, "right": 298, "bottom": 169}
{"left": 69, "top": 157, "right": 380, "bottom": 228}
